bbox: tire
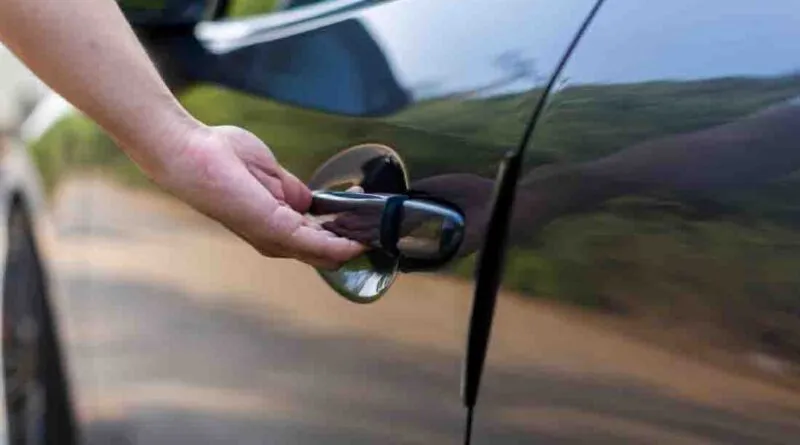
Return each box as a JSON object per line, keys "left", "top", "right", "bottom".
{"left": 3, "top": 204, "right": 76, "bottom": 445}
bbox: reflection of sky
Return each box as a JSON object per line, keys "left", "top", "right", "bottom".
{"left": 361, "top": 0, "right": 595, "bottom": 97}
{"left": 359, "top": 0, "right": 800, "bottom": 94}
{"left": 338, "top": 268, "right": 390, "bottom": 297}
{"left": 555, "top": 0, "right": 800, "bottom": 85}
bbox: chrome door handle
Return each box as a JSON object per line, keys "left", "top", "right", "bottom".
{"left": 310, "top": 191, "right": 465, "bottom": 271}
{"left": 306, "top": 144, "right": 462, "bottom": 303}
{"left": 310, "top": 191, "right": 394, "bottom": 215}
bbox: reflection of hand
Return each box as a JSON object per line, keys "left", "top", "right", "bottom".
{"left": 323, "top": 174, "right": 496, "bottom": 257}
{"left": 409, "top": 174, "right": 495, "bottom": 256}
{"left": 150, "top": 125, "right": 364, "bottom": 269}
{"left": 320, "top": 186, "right": 383, "bottom": 249}
{"left": 405, "top": 169, "right": 578, "bottom": 256}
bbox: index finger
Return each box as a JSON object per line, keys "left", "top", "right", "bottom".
{"left": 284, "top": 223, "right": 366, "bottom": 266}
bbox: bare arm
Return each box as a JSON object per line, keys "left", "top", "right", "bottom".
{"left": 390, "top": 103, "right": 800, "bottom": 257}
{"left": 0, "top": 0, "right": 362, "bottom": 268}
{"left": 0, "top": 0, "right": 186, "bottom": 172}
{"left": 510, "top": 103, "right": 800, "bottom": 232}
{"left": 579, "top": 104, "right": 800, "bottom": 192}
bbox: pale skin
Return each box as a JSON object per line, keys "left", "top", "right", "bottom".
{"left": 0, "top": 0, "right": 363, "bottom": 269}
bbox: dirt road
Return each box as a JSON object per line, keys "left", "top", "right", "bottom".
{"left": 44, "top": 178, "right": 800, "bottom": 444}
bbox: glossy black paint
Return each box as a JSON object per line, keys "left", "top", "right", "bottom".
{"left": 120, "top": 0, "right": 222, "bottom": 26}
{"left": 30, "top": 1, "right": 600, "bottom": 443}
{"left": 23, "top": 0, "right": 800, "bottom": 443}
{"left": 476, "top": 0, "right": 800, "bottom": 442}
{"left": 150, "top": 0, "right": 595, "bottom": 118}
{"left": 191, "top": 16, "right": 410, "bottom": 116}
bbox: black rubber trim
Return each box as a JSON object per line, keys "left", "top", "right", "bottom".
{"left": 461, "top": 151, "right": 521, "bottom": 409}
{"left": 379, "top": 195, "right": 407, "bottom": 258}
{"left": 460, "top": 0, "right": 608, "bottom": 437}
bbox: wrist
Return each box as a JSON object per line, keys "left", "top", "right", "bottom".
{"left": 116, "top": 103, "right": 206, "bottom": 181}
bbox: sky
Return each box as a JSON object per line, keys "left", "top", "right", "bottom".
{"left": 564, "top": 0, "right": 800, "bottom": 84}
{"left": 362, "top": 0, "right": 595, "bottom": 97}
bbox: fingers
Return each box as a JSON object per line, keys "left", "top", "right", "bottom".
{"left": 244, "top": 154, "right": 311, "bottom": 212}
{"left": 301, "top": 215, "right": 324, "bottom": 231}
{"left": 281, "top": 168, "right": 313, "bottom": 212}
{"left": 251, "top": 215, "right": 365, "bottom": 269}
{"left": 221, "top": 125, "right": 312, "bottom": 212}
{"left": 247, "top": 173, "right": 362, "bottom": 266}
{"left": 286, "top": 184, "right": 369, "bottom": 267}
{"left": 261, "top": 205, "right": 363, "bottom": 264}
{"left": 286, "top": 224, "right": 366, "bottom": 267}
{"left": 247, "top": 164, "right": 286, "bottom": 202}
{"left": 169, "top": 125, "right": 370, "bottom": 271}
{"left": 322, "top": 220, "right": 379, "bottom": 245}
{"left": 329, "top": 210, "right": 382, "bottom": 230}
{"left": 210, "top": 126, "right": 366, "bottom": 267}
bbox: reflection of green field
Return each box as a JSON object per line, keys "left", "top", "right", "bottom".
{"left": 29, "top": 55, "right": 800, "bottom": 360}
{"left": 228, "top": 0, "right": 278, "bottom": 16}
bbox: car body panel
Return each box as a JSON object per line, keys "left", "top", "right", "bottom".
{"left": 14, "top": 0, "right": 800, "bottom": 443}
{"left": 478, "top": 0, "right": 800, "bottom": 442}
{"left": 22, "top": 0, "right": 600, "bottom": 443}
{"left": 120, "top": 0, "right": 226, "bottom": 26}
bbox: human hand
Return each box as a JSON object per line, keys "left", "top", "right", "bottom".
{"left": 147, "top": 125, "right": 364, "bottom": 269}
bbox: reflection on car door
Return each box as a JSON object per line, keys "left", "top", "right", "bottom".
{"left": 35, "top": 0, "right": 600, "bottom": 443}
{"left": 477, "top": 1, "right": 800, "bottom": 443}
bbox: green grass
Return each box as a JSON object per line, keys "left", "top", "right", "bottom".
{"left": 227, "top": 0, "right": 279, "bottom": 16}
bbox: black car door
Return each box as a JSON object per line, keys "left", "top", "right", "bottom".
{"left": 33, "top": 0, "right": 602, "bottom": 443}
{"left": 475, "top": 0, "right": 800, "bottom": 443}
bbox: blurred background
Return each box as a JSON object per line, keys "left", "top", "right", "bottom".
{"left": 0, "top": 46, "right": 45, "bottom": 134}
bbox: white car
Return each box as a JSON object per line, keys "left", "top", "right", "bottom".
{"left": 1, "top": 49, "right": 77, "bottom": 445}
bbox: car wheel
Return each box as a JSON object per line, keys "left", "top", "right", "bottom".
{"left": 3, "top": 204, "right": 75, "bottom": 445}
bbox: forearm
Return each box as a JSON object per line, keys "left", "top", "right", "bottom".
{"left": 508, "top": 105, "right": 800, "bottom": 235}
{"left": 0, "top": 0, "right": 197, "bottom": 175}
{"left": 580, "top": 106, "right": 800, "bottom": 192}
{"left": 509, "top": 164, "right": 622, "bottom": 236}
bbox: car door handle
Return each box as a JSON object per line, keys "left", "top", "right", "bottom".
{"left": 310, "top": 190, "right": 465, "bottom": 271}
